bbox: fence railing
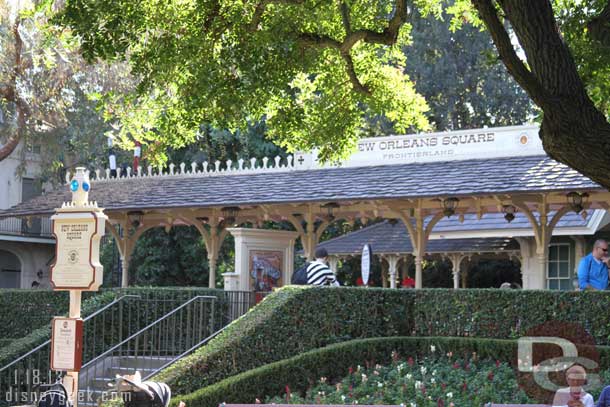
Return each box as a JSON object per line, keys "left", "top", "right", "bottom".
{"left": 0, "top": 290, "right": 261, "bottom": 406}
{"left": 0, "top": 295, "right": 140, "bottom": 404}
{"left": 0, "top": 217, "right": 53, "bottom": 238}
{"left": 78, "top": 296, "right": 217, "bottom": 404}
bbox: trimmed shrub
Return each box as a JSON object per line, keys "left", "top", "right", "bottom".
{"left": 412, "top": 289, "right": 610, "bottom": 345}
{"left": 158, "top": 287, "right": 610, "bottom": 398}
{"left": 0, "top": 291, "right": 118, "bottom": 367}
{"left": 0, "top": 290, "right": 70, "bottom": 339}
{"left": 156, "top": 286, "right": 414, "bottom": 394}
{"left": 173, "top": 336, "right": 540, "bottom": 407}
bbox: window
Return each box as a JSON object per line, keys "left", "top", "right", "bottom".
{"left": 547, "top": 243, "right": 571, "bottom": 290}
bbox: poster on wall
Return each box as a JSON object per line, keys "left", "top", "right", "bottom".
{"left": 250, "top": 250, "right": 282, "bottom": 292}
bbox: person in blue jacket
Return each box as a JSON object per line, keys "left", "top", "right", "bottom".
{"left": 578, "top": 239, "right": 610, "bottom": 291}
{"left": 597, "top": 385, "right": 610, "bottom": 407}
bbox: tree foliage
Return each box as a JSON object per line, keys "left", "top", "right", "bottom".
{"left": 0, "top": 0, "right": 134, "bottom": 182}
{"left": 57, "top": 0, "right": 431, "bottom": 163}
{"left": 57, "top": 0, "right": 610, "bottom": 188}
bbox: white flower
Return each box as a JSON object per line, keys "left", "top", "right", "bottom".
{"left": 420, "top": 366, "right": 427, "bottom": 375}
{"left": 432, "top": 370, "right": 436, "bottom": 376}
{"left": 430, "top": 345, "right": 436, "bottom": 353}
{"left": 430, "top": 378, "right": 435, "bottom": 384}
{"left": 378, "top": 382, "right": 383, "bottom": 388}
{"left": 446, "top": 392, "right": 453, "bottom": 399}
{"left": 361, "top": 374, "right": 368, "bottom": 382}
{"left": 410, "top": 403, "right": 417, "bottom": 407}
{"left": 414, "top": 381, "right": 423, "bottom": 390}
{"left": 406, "top": 373, "right": 413, "bottom": 380}
{"left": 341, "top": 395, "right": 346, "bottom": 401}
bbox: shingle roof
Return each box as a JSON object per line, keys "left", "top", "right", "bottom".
{"left": 0, "top": 155, "right": 602, "bottom": 218}
{"left": 317, "top": 220, "right": 521, "bottom": 255}
{"left": 431, "top": 211, "right": 593, "bottom": 232}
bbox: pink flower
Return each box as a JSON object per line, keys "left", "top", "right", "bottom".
{"left": 408, "top": 357, "right": 414, "bottom": 366}
{"left": 452, "top": 362, "right": 460, "bottom": 369}
{"left": 285, "top": 385, "right": 291, "bottom": 401}
{"left": 487, "top": 371, "right": 494, "bottom": 381}
{"left": 496, "top": 360, "right": 501, "bottom": 368}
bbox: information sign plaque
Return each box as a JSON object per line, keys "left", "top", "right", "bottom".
{"left": 50, "top": 317, "right": 83, "bottom": 372}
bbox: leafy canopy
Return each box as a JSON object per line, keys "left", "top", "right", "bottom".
{"left": 58, "top": 0, "right": 431, "bottom": 162}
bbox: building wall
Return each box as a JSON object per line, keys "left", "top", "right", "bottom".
{"left": 0, "top": 241, "right": 54, "bottom": 288}
{"left": 0, "top": 143, "right": 53, "bottom": 288}
{"left": 0, "top": 143, "right": 42, "bottom": 210}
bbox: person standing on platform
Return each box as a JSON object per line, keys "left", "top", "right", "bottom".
{"left": 578, "top": 239, "right": 610, "bottom": 291}
{"left": 307, "top": 247, "right": 340, "bottom": 286}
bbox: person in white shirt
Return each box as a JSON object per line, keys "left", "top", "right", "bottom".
{"left": 306, "top": 248, "right": 340, "bottom": 286}
{"left": 552, "top": 364, "right": 594, "bottom": 407}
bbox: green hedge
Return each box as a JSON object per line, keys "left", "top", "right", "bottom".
{"left": 0, "top": 290, "right": 70, "bottom": 339}
{"left": 157, "top": 287, "right": 610, "bottom": 398}
{"left": 176, "top": 336, "right": 595, "bottom": 407}
{"left": 156, "top": 287, "right": 414, "bottom": 395}
{"left": 0, "top": 287, "right": 231, "bottom": 368}
{"left": 0, "top": 291, "right": 117, "bottom": 367}
{"left": 412, "top": 289, "right": 610, "bottom": 345}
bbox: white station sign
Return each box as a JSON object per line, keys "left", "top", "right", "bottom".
{"left": 50, "top": 168, "right": 107, "bottom": 291}
{"left": 50, "top": 211, "right": 105, "bottom": 290}
{"left": 295, "top": 125, "right": 543, "bottom": 169}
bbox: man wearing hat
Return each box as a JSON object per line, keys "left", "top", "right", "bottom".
{"left": 306, "top": 247, "right": 340, "bottom": 286}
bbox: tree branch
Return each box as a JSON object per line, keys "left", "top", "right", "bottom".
{"left": 588, "top": 0, "right": 610, "bottom": 47}
{"left": 470, "top": 0, "right": 547, "bottom": 107}
{"left": 255, "top": 0, "right": 411, "bottom": 96}
{"left": 250, "top": 0, "right": 305, "bottom": 30}
{"left": 0, "top": 18, "right": 25, "bottom": 161}
{"left": 299, "top": 33, "right": 372, "bottom": 95}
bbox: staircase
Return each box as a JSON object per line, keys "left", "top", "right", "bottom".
{"left": 78, "top": 295, "right": 219, "bottom": 407}
{"left": 0, "top": 294, "right": 230, "bottom": 406}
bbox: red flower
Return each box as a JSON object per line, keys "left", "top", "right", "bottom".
{"left": 421, "top": 385, "right": 426, "bottom": 395}
{"left": 487, "top": 371, "right": 494, "bottom": 381}
{"left": 452, "top": 362, "right": 460, "bottom": 369}
{"left": 349, "top": 366, "right": 353, "bottom": 375}
{"left": 408, "top": 357, "right": 414, "bottom": 366}
{"left": 495, "top": 360, "right": 501, "bottom": 368}
{"left": 285, "top": 385, "right": 291, "bottom": 401}
{"left": 462, "top": 382, "right": 468, "bottom": 392}
{"left": 441, "top": 383, "right": 447, "bottom": 390}
{"left": 437, "top": 398, "right": 445, "bottom": 407}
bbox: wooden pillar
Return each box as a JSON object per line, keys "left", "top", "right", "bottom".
{"left": 513, "top": 198, "right": 571, "bottom": 289}
{"left": 107, "top": 221, "right": 138, "bottom": 288}
{"left": 447, "top": 253, "right": 466, "bottom": 289}
{"left": 287, "top": 206, "right": 331, "bottom": 262}
{"left": 328, "top": 255, "right": 339, "bottom": 273}
{"left": 383, "top": 254, "right": 400, "bottom": 288}
{"left": 392, "top": 202, "right": 444, "bottom": 289}
{"left": 185, "top": 212, "right": 229, "bottom": 288}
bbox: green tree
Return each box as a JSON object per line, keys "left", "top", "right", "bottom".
{"left": 0, "top": 0, "right": 135, "bottom": 183}
{"left": 57, "top": 0, "right": 610, "bottom": 188}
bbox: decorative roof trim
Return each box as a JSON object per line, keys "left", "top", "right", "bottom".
{"left": 66, "top": 155, "right": 296, "bottom": 184}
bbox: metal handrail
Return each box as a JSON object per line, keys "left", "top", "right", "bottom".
{"left": 144, "top": 326, "right": 226, "bottom": 380}
{"left": 80, "top": 295, "right": 217, "bottom": 370}
{"left": 0, "top": 295, "right": 141, "bottom": 372}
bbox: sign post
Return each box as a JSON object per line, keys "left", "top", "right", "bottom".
{"left": 49, "top": 168, "right": 107, "bottom": 406}
{"left": 361, "top": 244, "right": 372, "bottom": 286}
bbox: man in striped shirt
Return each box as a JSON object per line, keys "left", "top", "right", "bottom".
{"left": 306, "top": 247, "right": 340, "bottom": 286}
